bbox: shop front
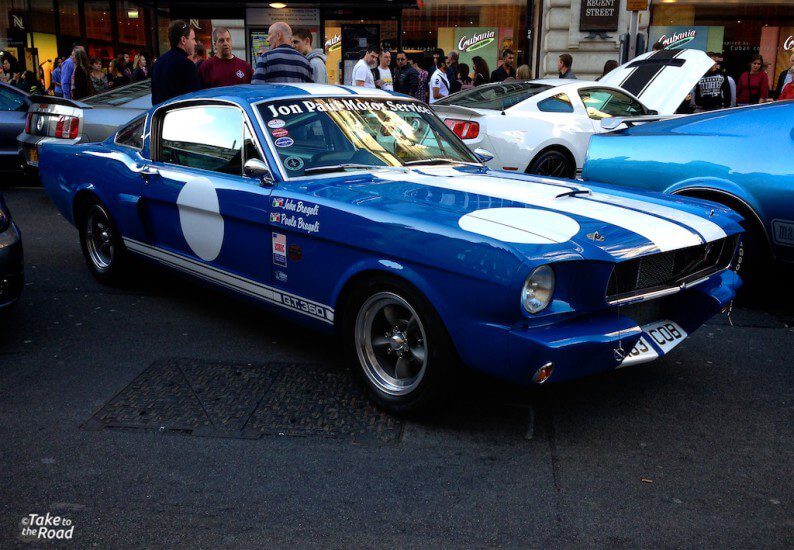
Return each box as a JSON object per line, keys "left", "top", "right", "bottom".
{"left": 649, "top": 0, "right": 794, "bottom": 84}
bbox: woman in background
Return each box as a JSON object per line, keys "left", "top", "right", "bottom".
{"left": 472, "top": 56, "right": 490, "bottom": 87}
{"left": 516, "top": 64, "right": 531, "bottom": 80}
{"left": 457, "top": 63, "right": 473, "bottom": 90}
{"left": 736, "top": 55, "right": 769, "bottom": 105}
{"left": 71, "top": 49, "right": 95, "bottom": 100}
{"left": 132, "top": 53, "right": 148, "bottom": 81}
{"left": 596, "top": 59, "right": 618, "bottom": 81}
{"left": 90, "top": 57, "right": 109, "bottom": 94}
{"left": 108, "top": 54, "right": 131, "bottom": 89}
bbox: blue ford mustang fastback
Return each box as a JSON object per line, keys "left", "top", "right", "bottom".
{"left": 38, "top": 84, "right": 743, "bottom": 414}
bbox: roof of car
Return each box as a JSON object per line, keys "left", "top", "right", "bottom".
{"left": 166, "top": 83, "right": 408, "bottom": 106}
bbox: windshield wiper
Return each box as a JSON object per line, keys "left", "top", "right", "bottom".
{"left": 403, "top": 158, "right": 471, "bottom": 166}
{"left": 303, "top": 163, "right": 386, "bottom": 175}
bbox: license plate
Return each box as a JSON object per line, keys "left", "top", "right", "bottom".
{"left": 619, "top": 320, "right": 687, "bottom": 368}
{"left": 26, "top": 145, "right": 38, "bottom": 163}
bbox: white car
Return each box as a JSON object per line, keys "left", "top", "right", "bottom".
{"left": 433, "top": 49, "right": 713, "bottom": 178}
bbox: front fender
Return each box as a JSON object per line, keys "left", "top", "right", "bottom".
{"left": 666, "top": 178, "right": 766, "bottom": 230}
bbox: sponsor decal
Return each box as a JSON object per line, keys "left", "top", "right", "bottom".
{"left": 267, "top": 118, "right": 286, "bottom": 129}
{"left": 274, "top": 137, "right": 294, "bottom": 148}
{"left": 457, "top": 30, "right": 496, "bottom": 53}
{"left": 772, "top": 220, "right": 794, "bottom": 246}
{"left": 270, "top": 200, "right": 321, "bottom": 234}
{"left": 265, "top": 99, "right": 432, "bottom": 118}
{"left": 271, "top": 128, "right": 289, "bottom": 138}
{"left": 284, "top": 156, "right": 305, "bottom": 171}
{"left": 19, "top": 513, "right": 75, "bottom": 541}
{"left": 272, "top": 232, "right": 287, "bottom": 267}
{"left": 272, "top": 197, "right": 284, "bottom": 208}
{"left": 658, "top": 29, "right": 697, "bottom": 50}
{"left": 325, "top": 33, "right": 341, "bottom": 52}
{"left": 289, "top": 244, "right": 303, "bottom": 261}
{"left": 269, "top": 212, "right": 282, "bottom": 223}
{"left": 274, "top": 270, "right": 288, "bottom": 283}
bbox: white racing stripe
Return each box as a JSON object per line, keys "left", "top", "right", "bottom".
{"left": 123, "top": 238, "right": 335, "bottom": 324}
{"left": 586, "top": 192, "right": 727, "bottom": 243}
{"left": 378, "top": 168, "right": 706, "bottom": 252}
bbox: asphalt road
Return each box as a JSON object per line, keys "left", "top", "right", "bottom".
{"left": 1, "top": 186, "right": 792, "bottom": 548}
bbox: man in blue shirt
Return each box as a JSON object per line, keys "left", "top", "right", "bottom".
{"left": 60, "top": 44, "right": 83, "bottom": 100}
{"left": 150, "top": 20, "right": 201, "bottom": 105}
{"left": 252, "top": 22, "right": 313, "bottom": 84}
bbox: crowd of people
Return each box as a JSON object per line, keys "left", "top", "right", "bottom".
{"left": 3, "top": 18, "right": 793, "bottom": 110}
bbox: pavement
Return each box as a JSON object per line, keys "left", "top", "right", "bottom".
{"left": 1, "top": 186, "right": 792, "bottom": 548}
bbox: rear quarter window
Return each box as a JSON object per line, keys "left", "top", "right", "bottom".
{"left": 115, "top": 116, "right": 146, "bottom": 150}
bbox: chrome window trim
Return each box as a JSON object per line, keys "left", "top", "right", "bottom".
{"left": 250, "top": 94, "right": 482, "bottom": 182}
{"left": 150, "top": 98, "right": 267, "bottom": 179}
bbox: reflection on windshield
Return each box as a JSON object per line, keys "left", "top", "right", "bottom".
{"left": 258, "top": 98, "right": 478, "bottom": 177}
{"left": 436, "top": 82, "right": 552, "bottom": 110}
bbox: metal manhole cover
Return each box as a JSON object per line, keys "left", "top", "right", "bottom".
{"left": 83, "top": 359, "right": 402, "bottom": 443}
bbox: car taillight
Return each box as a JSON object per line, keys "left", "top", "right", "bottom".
{"left": 55, "top": 115, "right": 79, "bottom": 139}
{"left": 444, "top": 118, "right": 479, "bottom": 140}
{"left": 25, "top": 113, "right": 32, "bottom": 134}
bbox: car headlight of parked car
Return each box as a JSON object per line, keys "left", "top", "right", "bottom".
{"left": 521, "top": 265, "right": 555, "bottom": 314}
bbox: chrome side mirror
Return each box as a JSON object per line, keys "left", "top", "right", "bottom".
{"left": 244, "top": 158, "right": 274, "bottom": 186}
{"left": 473, "top": 148, "right": 494, "bottom": 163}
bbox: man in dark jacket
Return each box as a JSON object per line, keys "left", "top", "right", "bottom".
{"left": 773, "top": 52, "right": 794, "bottom": 99}
{"left": 445, "top": 50, "right": 461, "bottom": 94}
{"left": 490, "top": 49, "right": 516, "bottom": 82}
{"left": 151, "top": 20, "right": 201, "bottom": 105}
{"left": 394, "top": 51, "right": 419, "bottom": 98}
{"left": 695, "top": 55, "right": 731, "bottom": 111}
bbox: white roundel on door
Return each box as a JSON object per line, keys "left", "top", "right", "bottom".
{"left": 177, "top": 175, "right": 224, "bottom": 261}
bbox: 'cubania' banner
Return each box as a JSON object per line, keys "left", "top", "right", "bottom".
{"left": 454, "top": 27, "right": 499, "bottom": 73}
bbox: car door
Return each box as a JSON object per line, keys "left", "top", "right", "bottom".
{"left": 0, "top": 84, "right": 28, "bottom": 160}
{"left": 140, "top": 101, "right": 274, "bottom": 289}
{"left": 577, "top": 87, "right": 647, "bottom": 135}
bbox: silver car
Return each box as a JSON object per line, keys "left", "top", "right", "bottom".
{"left": 17, "top": 80, "right": 151, "bottom": 171}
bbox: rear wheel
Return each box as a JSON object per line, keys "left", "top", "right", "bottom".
{"left": 344, "top": 278, "right": 455, "bottom": 415}
{"left": 78, "top": 201, "right": 129, "bottom": 284}
{"left": 527, "top": 149, "right": 575, "bottom": 179}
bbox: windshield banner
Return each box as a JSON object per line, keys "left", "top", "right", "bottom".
{"left": 265, "top": 99, "right": 433, "bottom": 118}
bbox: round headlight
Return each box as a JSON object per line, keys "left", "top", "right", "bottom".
{"left": 521, "top": 265, "right": 555, "bottom": 314}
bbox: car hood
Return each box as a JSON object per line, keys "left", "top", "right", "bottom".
{"left": 321, "top": 166, "right": 742, "bottom": 263}
{"left": 599, "top": 49, "right": 714, "bottom": 115}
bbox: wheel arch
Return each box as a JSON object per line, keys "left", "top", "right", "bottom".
{"left": 72, "top": 187, "right": 104, "bottom": 226}
{"left": 525, "top": 144, "right": 577, "bottom": 175}
{"left": 671, "top": 185, "right": 773, "bottom": 256}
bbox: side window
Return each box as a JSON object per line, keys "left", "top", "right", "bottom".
{"left": 579, "top": 88, "right": 646, "bottom": 120}
{"left": 115, "top": 116, "right": 146, "bottom": 150}
{"left": 0, "top": 86, "right": 26, "bottom": 111}
{"left": 159, "top": 105, "right": 244, "bottom": 175}
{"left": 538, "top": 93, "right": 574, "bottom": 113}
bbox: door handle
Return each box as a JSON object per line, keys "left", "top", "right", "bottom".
{"left": 138, "top": 165, "right": 159, "bottom": 176}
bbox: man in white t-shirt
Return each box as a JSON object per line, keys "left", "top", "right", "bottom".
{"left": 429, "top": 60, "right": 450, "bottom": 104}
{"left": 376, "top": 50, "right": 393, "bottom": 91}
{"left": 352, "top": 46, "right": 379, "bottom": 88}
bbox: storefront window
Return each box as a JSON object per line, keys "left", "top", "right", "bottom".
{"left": 118, "top": 2, "right": 147, "bottom": 46}
{"left": 59, "top": 0, "right": 80, "bottom": 37}
{"left": 84, "top": 0, "right": 112, "bottom": 42}
{"left": 29, "top": 0, "right": 55, "bottom": 34}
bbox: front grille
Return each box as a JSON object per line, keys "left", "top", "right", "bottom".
{"left": 607, "top": 235, "right": 738, "bottom": 303}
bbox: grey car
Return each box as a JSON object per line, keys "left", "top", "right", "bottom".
{"left": 0, "top": 81, "right": 31, "bottom": 170}
{"left": 17, "top": 80, "right": 151, "bottom": 171}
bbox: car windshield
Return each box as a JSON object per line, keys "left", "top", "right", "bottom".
{"left": 84, "top": 80, "right": 151, "bottom": 106}
{"left": 257, "top": 97, "right": 479, "bottom": 177}
{"left": 435, "top": 82, "right": 553, "bottom": 110}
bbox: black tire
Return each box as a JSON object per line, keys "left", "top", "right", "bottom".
{"left": 343, "top": 276, "right": 455, "bottom": 416}
{"left": 527, "top": 149, "right": 576, "bottom": 179}
{"left": 77, "top": 201, "right": 129, "bottom": 284}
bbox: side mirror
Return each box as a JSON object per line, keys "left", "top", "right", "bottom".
{"left": 647, "top": 109, "right": 658, "bottom": 115}
{"left": 244, "top": 158, "right": 274, "bottom": 186}
{"left": 473, "top": 148, "right": 494, "bottom": 163}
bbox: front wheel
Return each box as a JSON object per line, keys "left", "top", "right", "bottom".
{"left": 527, "top": 149, "right": 576, "bottom": 179}
{"left": 78, "top": 201, "right": 129, "bottom": 284}
{"left": 345, "top": 279, "right": 455, "bottom": 415}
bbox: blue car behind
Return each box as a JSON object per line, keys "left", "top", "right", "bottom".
{"left": 583, "top": 101, "right": 794, "bottom": 282}
{"left": 36, "top": 84, "right": 743, "bottom": 414}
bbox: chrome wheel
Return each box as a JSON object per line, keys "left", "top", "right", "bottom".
{"left": 355, "top": 292, "right": 429, "bottom": 396}
{"left": 84, "top": 206, "right": 114, "bottom": 272}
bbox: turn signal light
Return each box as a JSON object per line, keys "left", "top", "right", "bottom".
{"left": 55, "top": 115, "right": 79, "bottom": 139}
{"left": 532, "top": 362, "right": 554, "bottom": 384}
{"left": 444, "top": 118, "right": 479, "bottom": 140}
